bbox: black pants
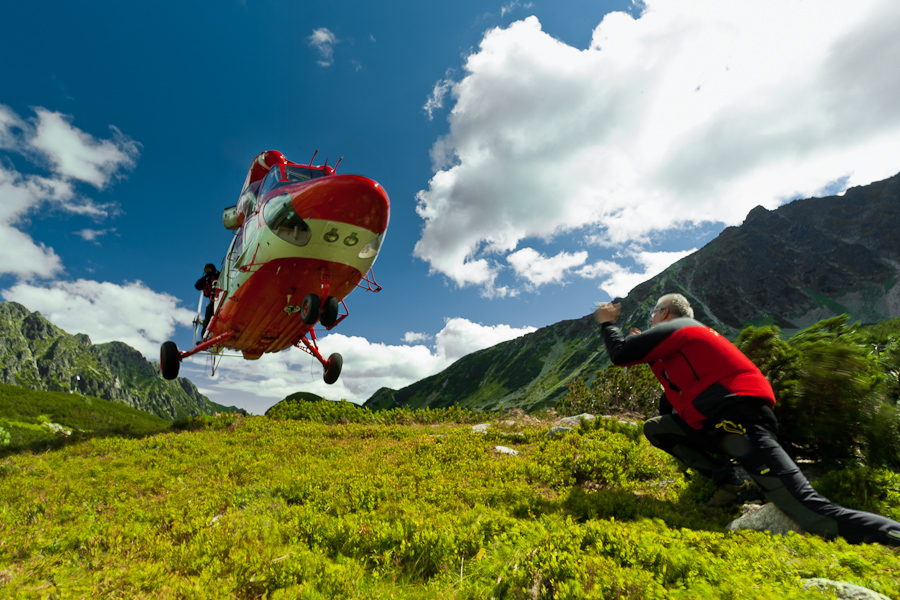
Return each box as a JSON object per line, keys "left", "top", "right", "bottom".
{"left": 643, "top": 401, "right": 900, "bottom": 545}
{"left": 201, "top": 300, "right": 214, "bottom": 338}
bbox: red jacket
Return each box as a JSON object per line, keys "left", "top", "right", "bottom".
{"left": 600, "top": 318, "right": 775, "bottom": 429}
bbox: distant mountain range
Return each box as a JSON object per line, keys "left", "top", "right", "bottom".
{"left": 0, "top": 302, "right": 241, "bottom": 420}
{"left": 365, "top": 171, "right": 900, "bottom": 413}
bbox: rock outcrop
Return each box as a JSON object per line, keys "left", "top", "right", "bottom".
{"left": 727, "top": 502, "right": 806, "bottom": 536}
{"left": 802, "top": 578, "right": 892, "bottom": 600}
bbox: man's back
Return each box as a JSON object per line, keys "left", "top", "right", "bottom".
{"left": 601, "top": 317, "right": 775, "bottom": 428}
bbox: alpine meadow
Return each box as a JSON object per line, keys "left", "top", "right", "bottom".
{"left": 2, "top": 339, "right": 900, "bottom": 599}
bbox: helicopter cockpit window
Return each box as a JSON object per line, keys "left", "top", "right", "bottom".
{"left": 259, "top": 164, "right": 285, "bottom": 200}
{"left": 284, "top": 166, "right": 327, "bottom": 182}
{"left": 237, "top": 180, "right": 261, "bottom": 218}
{"left": 264, "top": 194, "right": 311, "bottom": 247}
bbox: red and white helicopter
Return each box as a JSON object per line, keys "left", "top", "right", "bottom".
{"left": 160, "top": 149, "right": 390, "bottom": 384}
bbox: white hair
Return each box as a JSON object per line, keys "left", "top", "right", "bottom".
{"left": 658, "top": 293, "right": 694, "bottom": 319}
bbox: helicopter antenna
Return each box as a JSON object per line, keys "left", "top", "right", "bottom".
{"left": 334, "top": 156, "right": 343, "bottom": 171}
{"left": 308, "top": 149, "right": 318, "bottom": 166}
{"left": 324, "top": 157, "right": 329, "bottom": 168}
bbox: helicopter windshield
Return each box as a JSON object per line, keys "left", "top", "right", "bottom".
{"left": 260, "top": 166, "right": 328, "bottom": 199}
{"left": 358, "top": 233, "right": 384, "bottom": 259}
{"left": 237, "top": 179, "right": 262, "bottom": 217}
{"left": 285, "top": 166, "right": 327, "bottom": 182}
{"left": 259, "top": 165, "right": 284, "bottom": 200}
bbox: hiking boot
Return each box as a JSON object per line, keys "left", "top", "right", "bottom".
{"left": 707, "top": 479, "right": 754, "bottom": 507}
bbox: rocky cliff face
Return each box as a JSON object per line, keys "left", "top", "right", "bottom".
{"left": 0, "top": 302, "right": 237, "bottom": 419}
{"left": 620, "top": 171, "right": 900, "bottom": 335}
{"left": 366, "top": 171, "right": 900, "bottom": 412}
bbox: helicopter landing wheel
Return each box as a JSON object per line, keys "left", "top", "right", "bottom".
{"left": 320, "top": 296, "right": 340, "bottom": 328}
{"left": 300, "top": 294, "right": 320, "bottom": 325}
{"left": 160, "top": 341, "right": 180, "bottom": 380}
{"left": 323, "top": 352, "right": 343, "bottom": 384}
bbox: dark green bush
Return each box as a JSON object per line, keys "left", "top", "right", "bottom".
{"left": 856, "top": 317, "right": 900, "bottom": 403}
{"left": 557, "top": 364, "right": 661, "bottom": 418}
{"left": 813, "top": 467, "right": 900, "bottom": 521}
{"left": 737, "top": 316, "right": 900, "bottom": 469}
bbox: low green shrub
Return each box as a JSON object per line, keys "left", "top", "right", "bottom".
{"left": 813, "top": 467, "right": 900, "bottom": 521}
{"left": 1, "top": 415, "right": 898, "bottom": 598}
{"left": 557, "top": 364, "right": 661, "bottom": 419}
{"left": 0, "top": 425, "right": 11, "bottom": 447}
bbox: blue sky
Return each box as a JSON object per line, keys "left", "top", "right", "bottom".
{"left": 2, "top": 0, "right": 899, "bottom": 413}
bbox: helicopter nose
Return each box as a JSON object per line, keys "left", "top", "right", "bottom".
{"left": 290, "top": 174, "right": 390, "bottom": 234}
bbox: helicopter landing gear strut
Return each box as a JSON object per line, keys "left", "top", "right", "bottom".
{"left": 297, "top": 328, "right": 343, "bottom": 384}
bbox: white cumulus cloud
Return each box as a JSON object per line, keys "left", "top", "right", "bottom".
{"left": 423, "top": 73, "right": 456, "bottom": 121}
{"left": 0, "top": 105, "right": 139, "bottom": 278}
{"left": 434, "top": 317, "right": 537, "bottom": 362}
{"left": 185, "top": 317, "right": 538, "bottom": 413}
{"left": 29, "top": 108, "right": 139, "bottom": 188}
{"left": 507, "top": 248, "right": 588, "bottom": 286}
{"left": 403, "top": 331, "right": 431, "bottom": 344}
{"left": 415, "top": 0, "right": 900, "bottom": 297}
{"left": 74, "top": 227, "right": 117, "bottom": 243}
{"left": 0, "top": 104, "right": 25, "bottom": 150}
{"left": 578, "top": 248, "right": 696, "bottom": 298}
{"left": 501, "top": 1, "right": 535, "bottom": 17}
{"left": 0, "top": 223, "right": 62, "bottom": 279}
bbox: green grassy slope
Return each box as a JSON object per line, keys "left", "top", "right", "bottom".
{"left": 368, "top": 315, "right": 610, "bottom": 414}
{"left": 0, "top": 382, "right": 172, "bottom": 456}
{"left": 1, "top": 408, "right": 898, "bottom": 599}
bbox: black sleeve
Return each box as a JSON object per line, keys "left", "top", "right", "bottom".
{"left": 599, "top": 320, "right": 680, "bottom": 365}
{"left": 195, "top": 276, "right": 207, "bottom": 291}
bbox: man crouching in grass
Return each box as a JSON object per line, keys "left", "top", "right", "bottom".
{"left": 596, "top": 293, "right": 900, "bottom": 546}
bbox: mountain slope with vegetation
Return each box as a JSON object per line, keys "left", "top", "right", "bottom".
{"left": 0, "top": 382, "right": 173, "bottom": 456}
{"left": 367, "top": 172, "right": 900, "bottom": 413}
{"left": 366, "top": 315, "right": 606, "bottom": 413}
{"left": 0, "top": 301, "right": 241, "bottom": 420}
{"left": 1, "top": 405, "right": 898, "bottom": 599}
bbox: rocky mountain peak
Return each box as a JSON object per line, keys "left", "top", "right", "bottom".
{"left": 21, "top": 311, "right": 57, "bottom": 340}
{"left": 743, "top": 205, "right": 771, "bottom": 223}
